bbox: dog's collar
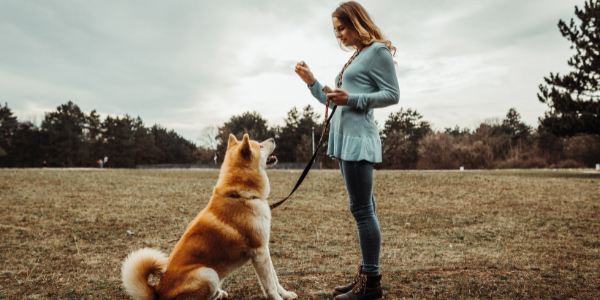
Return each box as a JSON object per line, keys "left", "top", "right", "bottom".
{"left": 228, "top": 193, "right": 243, "bottom": 199}
{"left": 226, "top": 192, "right": 260, "bottom": 200}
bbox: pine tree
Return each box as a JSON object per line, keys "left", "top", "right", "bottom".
{"left": 215, "top": 111, "right": 272, "bottom": 163}
{"left": 0, "top": 103, "right": 18, "bottom": 165}
{"left": 538, "top": 0, "right": 600, "bottom": 136}
{"left": 275, "top": 105, "right": 321, "bottom": 163}
{"left": 502, "top": 108, "right": 531, "bottom": 143}
{"left": 381, "top": 108, "right": 431, "bottom": 169}
{"left": 41, "top": 101, "right": 88, "bottom": 167}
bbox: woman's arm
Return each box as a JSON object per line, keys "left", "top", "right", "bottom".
{"left": 308, "top": 80, "right": 332, "bottom": 106}
{"left": 346, "top": 47, "right": 400, "bottom": 110}
{"left": 296, "top": 61, "right": 332, "bottom": 107}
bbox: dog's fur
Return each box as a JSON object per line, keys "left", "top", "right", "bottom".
{"left": 121, "top": 134, "right": 297, "bottom": 300}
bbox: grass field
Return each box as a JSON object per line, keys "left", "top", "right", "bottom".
{"left": 1, "top": 168, "right": 599, "bottom": 299}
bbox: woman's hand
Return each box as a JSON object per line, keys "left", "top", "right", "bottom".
{"left": 326, "top": 88, "right": 349, "bottom": 106}
{"left": 295, "top": 61, "right": 316, "bottom": 86}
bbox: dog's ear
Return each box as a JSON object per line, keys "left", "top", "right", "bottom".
{"left": 227, "top": 134, "right": 238, "bottom": 149}
{"left": 240, "top": 134, "right": 252, "bottom": 159}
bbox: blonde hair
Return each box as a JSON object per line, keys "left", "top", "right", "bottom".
{"left": 332, "top": 1, "right": 396, "bottom": 56}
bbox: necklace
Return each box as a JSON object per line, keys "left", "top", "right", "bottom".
{"left": 321, "top": 50, "right": 361, "bottom": 136}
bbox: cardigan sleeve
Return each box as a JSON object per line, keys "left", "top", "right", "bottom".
{"left": 308, "top": 80, "right": 335, "bottom": 108}
{"left": 346, "top": 46, "right": 400, "bottom": 110}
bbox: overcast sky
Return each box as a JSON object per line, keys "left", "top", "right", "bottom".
{"left": 0, "top": 0, "right": 585, "bottom": 144}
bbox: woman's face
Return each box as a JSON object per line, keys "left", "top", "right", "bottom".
{"left": 332, "top": 17, "right": 362, "bottom": 49}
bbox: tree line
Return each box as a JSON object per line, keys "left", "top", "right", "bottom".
{"left": 1, "top": 0, "right": 598, "bottom": 169}
{"left": 207, "top": 105, "right": 600, "bottom": 170}
{"left": 1, "top": 100, "right": 599, "bottom": 169}
{"left": 0, "top": 101, "right": 197, "bottom": 168}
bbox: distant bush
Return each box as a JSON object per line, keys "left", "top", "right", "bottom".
{"left": 563, "top": 135, "right": 600, "bottom": 167}
{"left": 495, "top": 156, "right": 547, "bottom": 169}
{"left": 458, "top": 141, "right": 495, "bottom": 169}
{"left": 417, "top": 133, "right": 497, "bottom": 169}
{"left": 417, "top": 132, "right": 458, "bottom": 170}
{"left": 553, "top": 159, "right": 586, "bottom": 169}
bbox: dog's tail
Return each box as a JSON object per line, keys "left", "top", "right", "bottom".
{"left": 121, "top": 248, "right": 168, "bottom": 300}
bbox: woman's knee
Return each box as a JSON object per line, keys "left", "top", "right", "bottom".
{"left": 350, "top": 203, "right": 376, "bottom": 220}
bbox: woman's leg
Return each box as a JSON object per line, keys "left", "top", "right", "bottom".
{"left": 339, "top": 159, "right": 381, "bottom": 275}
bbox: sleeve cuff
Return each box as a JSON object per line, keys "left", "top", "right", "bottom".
{"left": 308, "top": 80, "right": 323, "bottom": 96}
{"left": 347, "top": 93, "right": 359, "bottom": 107}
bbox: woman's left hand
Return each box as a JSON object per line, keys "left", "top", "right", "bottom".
{"left": 326, "top": 89, "right": 349, "bottom": 106}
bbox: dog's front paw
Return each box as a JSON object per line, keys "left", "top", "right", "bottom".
{"left": 280, "top": 291, "right": 297, "bottom": 299}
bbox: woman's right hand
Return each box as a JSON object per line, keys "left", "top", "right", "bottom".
{"left": 295, "top": 61, "right": 316, "bottom": 86}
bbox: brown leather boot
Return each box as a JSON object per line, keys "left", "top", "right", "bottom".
{"left": 332, "top": 265, "right": 363, "bottom": 296}
{"left": 334, "top": 273, "right": 383, "bottom": 300}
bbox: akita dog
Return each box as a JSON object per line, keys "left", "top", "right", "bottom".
{"left": 121, "top": 134, "right": 297, "bottom": 300}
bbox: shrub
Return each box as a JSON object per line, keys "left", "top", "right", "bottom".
{"left": 495, "top": 156, "right": 548, "bottom": 169}
{"left": 417, "top": 132, "right": 458, "bottom": 170}
{"left": 454, "top": 141, "right": 495, "bottom": 169}
{"left": 553, "top": 159, "right": 586, "bottom": 169}
{"left": 563, "top": 134, "right": 600, "bottom": 167}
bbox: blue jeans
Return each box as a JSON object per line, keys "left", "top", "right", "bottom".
{"left": 339, "top": 160, "right": 381, "bottom": 275}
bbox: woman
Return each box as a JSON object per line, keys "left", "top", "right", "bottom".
{"left": 295, "top": 2, "right": 399, "bottom": 299}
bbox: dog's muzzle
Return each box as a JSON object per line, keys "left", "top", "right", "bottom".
{"left": 267, "top": 155, "right": 278, "bottom": 166}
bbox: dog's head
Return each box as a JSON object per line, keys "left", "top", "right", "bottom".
{"left": 215, "top": 134, "right": 277, "bottom": 200}
{"left": 225, "top": 134, "right": 277, "bottom": 169}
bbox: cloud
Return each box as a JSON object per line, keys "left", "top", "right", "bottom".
{"left": 0, "top": 0, "right": 589, "bottom": 142}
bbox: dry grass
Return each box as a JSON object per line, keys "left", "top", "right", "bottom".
{"left": 1, "top": 168, "right": 599, "bottom": 299}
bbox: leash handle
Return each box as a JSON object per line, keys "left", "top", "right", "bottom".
{"left": 269, "top": 105, "right": 336, "bottom": 210}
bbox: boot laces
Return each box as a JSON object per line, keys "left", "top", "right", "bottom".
{"left": 350, "top": 265, "right": 362, "bottom": 285}
{"left": 351, "top": 273, "right": 368, "bottom": 294}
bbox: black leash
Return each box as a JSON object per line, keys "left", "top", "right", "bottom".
{"left": 272, "top": 50, "right": 361, "bottom": 210}
{"left": 269, "top": 104, "right": 336, "bottom": 210}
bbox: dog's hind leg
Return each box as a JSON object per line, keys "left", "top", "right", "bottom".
{"left": 251, "top": 247, "right": 297, "bottom": 300}
{"left": 172, "top": 267, "right": 225, "bottom": 300}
